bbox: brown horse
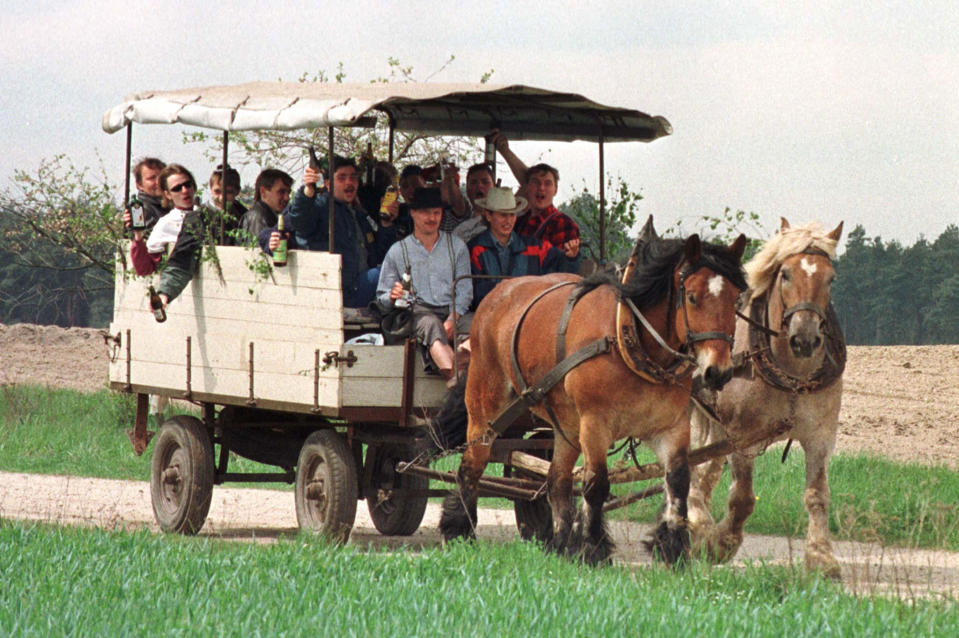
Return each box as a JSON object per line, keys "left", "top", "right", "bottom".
{"left": 439, "top": 226, "right": 747, "bottom": 565}
{"left": 687, "top": 218, "right": 845, "bottom": 577}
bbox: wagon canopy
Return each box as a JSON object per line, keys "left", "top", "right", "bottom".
{"left": 101, "top": 81, "right": 672, "bottom": 143}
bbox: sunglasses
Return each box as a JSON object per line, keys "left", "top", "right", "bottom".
{"left": 169, "top": 181, "right": 195, "bottom": 193}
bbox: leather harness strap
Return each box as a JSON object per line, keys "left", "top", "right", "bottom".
{"left": 489, "top": 281, "right": 611, "bottom": 437}
{"left": 738, "top": 295, "right": 846, "bottom": 394}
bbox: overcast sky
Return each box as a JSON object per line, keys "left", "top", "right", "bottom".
{"left": 2, "top": 1, "right": 957, "bottom": 249}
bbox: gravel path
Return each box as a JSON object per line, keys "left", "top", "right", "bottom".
{"left": 2, "top": 471, "right": 956, "bottom": 598}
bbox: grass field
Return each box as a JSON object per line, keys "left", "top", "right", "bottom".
{"left": 1, "top": 521, "right": 956, "bottom": 637}
{"left": 2, "top": 384, "right": 958, "bottom": 551}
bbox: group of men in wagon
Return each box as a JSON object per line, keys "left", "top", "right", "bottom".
{"left": 124, "top": 131, "right": 582, "bottom": 385}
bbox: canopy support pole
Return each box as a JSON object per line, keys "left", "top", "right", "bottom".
{"left": 598, "top": 131, "right": 606, "bottom": 263}
{"left": 220, "top": 131, "right": 229, "bottom": 244}
{"left": 327, "top": 127, "right": 335, "bottom": 252}
{"left": 123, "top": 123, "right": 132, "bottom": 218}
{"left": 388, "top": 119, "right": 395, "bottom": 163}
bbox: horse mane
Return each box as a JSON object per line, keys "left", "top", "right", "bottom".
{"left": 745, "top": 221, "right": 839, "bottom": 301}
{"left": 587, "top": 236, "right": 747, "bottom": 310}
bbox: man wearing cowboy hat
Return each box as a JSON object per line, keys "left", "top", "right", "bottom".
{"left": 376, "top": 187, "right": 472, "bottom": 383}
{"left": 467, "top": 186, "right": 581, "bottom": 309}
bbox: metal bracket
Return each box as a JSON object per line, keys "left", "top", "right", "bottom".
{"left": 322, "top": 350, "right": 358, "bottom": 368}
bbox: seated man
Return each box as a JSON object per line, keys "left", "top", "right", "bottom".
{"left": 377, "top": 187, "right": 472, "bottom": 384}
{"left": 468, "top": 186, "right": 581, "bottom": 309}
{"left": 240, "top": 168, "right": 293, "bottom": 241}
{"left": 489, "top": 131, "right": 581, "bottom": 253}
{"left": 125, "top": 157, "right": 169, "bottom": 234}
{"left": 207, "top": 164, "right": 247, "bottom": 244}
{"left": 282, "top": 156, "right": 397, "bottom": 308}
{"left": 128, "top": 164, "right": 206, "bottom": 307}
{"left": 451, "top": 162, "right": 496, "bottom": 243}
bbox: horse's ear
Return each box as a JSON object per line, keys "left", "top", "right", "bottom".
{"left": 780, "top": 217, "right": 791, "bottom": 231}
{"left": 827, "top": 221, "right": 844, "bottom": 242}
{"left": 637, "top": 215, "right": 658, "bottom": 243}
{"left": 684, "top": 234, "right": 702, "bottom": 263}
{"left": 729, "top": 233, "right": 748, "bottom": 261}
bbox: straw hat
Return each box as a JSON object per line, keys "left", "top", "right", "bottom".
{"left": 474, "top": 186, "right": 528, "bottom": 215}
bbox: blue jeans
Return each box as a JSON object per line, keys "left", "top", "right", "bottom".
{"left": 344, "top": 267, "right": 380, "bottom": 308}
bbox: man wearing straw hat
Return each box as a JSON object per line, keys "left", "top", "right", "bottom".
{"left": 467, "top": 186, "right": 581, "bottom": 309}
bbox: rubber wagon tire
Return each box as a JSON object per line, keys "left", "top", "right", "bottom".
{"left": 150, "top": 415, "right": 215, "bottom": 535}
{"left": 511, "top": 431, "right": 554, "bottom": 542}
{"left": 295, "top": 429, "right": 358, "bottom": 542}
{"left": 366, "top": 443, "right": 429, "bottom": 536}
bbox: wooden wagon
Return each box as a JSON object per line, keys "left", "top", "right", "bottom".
{"left": 103, "top": 81, "right": 709, "bottom": 540}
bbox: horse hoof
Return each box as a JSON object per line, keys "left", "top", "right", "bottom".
{"left": 805, "top": 549, "right": 841, "bottom": 580}
{"left": 643, "top": 521, "right": 690, "bottom": 566}
{"left": 439, "top": 492, "right": 477, "bottom": 542}
{"left": 579, "top": 536, "right": 615, "bottom": 567}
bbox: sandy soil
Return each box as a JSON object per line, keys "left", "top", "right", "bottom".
{"left": 1, "top": 322, "right": 958, "bottom": 597}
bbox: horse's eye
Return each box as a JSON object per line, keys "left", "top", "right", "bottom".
{"left": 781, "top": 269, "right": 792, "bottom": 283}
{"left": 687, "top": 292, "right": 697, "bottom": 306}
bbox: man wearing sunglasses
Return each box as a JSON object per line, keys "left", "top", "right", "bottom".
{"left": 129, "top": 164, "right": 206, "bottom": 307}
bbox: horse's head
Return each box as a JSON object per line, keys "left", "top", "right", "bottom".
{"left": 773, "top": 218, "right": 844, "bottom": 358}
{"left": 675, "top": 233, "right": 748, "bottom": 390}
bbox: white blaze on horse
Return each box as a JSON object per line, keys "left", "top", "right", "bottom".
{"left": 687, "top": 218, "right": 845, "bottom": 578}
{"left": 440, "top": 220, "right": 747, "bottom": 565}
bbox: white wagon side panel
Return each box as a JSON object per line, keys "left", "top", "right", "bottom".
{"left": 108, "top": 245, "right": 446, "bottom": 414}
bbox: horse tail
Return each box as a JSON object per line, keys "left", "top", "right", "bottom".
{"left": 428, "top": 373, "right": 468, "bottom": 450}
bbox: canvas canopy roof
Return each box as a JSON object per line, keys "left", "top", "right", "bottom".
{"left": 102, "top": 82, "right": 672, "bottom": 143}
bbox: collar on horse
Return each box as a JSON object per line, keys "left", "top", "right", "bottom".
{"left": 735, "top": 249, "right": 846, "bottom": 394}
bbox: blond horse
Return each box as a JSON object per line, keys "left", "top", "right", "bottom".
{"left": 688, "top": 218, "right": 845, "bottom": 577}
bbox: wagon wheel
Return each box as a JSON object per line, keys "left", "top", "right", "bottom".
{"left": 510, "top": 431, "right": 553, "bottom": 542}
{"left": 366, "top": 443, "right": 429, "bottom": 536}
{"left": 295, "top": 430, "right": 358, "bottom": 542}
{"left": 150, "top": 415, "right": 214, "bottom": 535}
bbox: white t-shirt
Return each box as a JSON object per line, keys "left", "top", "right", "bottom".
{"left": 146, "top": 209, "right": 189, "bottom": 254}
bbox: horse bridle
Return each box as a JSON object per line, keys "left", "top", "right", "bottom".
{"left": 775, "top": 248, "right": 831, "bottom": 331}
{"left": 673, "top": 259, "right": 738, "bottom": 348}
{"left": 621, "top": 259, "right": 739, "bottom": 370}
{"left": 734, "top": 248, "right": 832, "bottom": 339}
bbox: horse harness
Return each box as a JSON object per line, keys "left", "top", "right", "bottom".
{"left": 485, "top": 260, "right": 733, "bottom": 438}
{"left": 732, "top": 248, "right": 846, "bottom": 395}
{"left": 616, "top": 258, "right": 736, "bottom": 384}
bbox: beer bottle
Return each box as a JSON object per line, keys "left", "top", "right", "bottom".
{"left": 379, "top": 176, "right": 400, "bottom": 222}
{"left": 308, "top": 146, "right": 326, "bottom": 190}
{"left": 394, "top": 267, "right": 413, "bottom": 309}
{"left": 363, "top": 142, "right": 374, "bottom": 185}
{"left": 484, "top": 133, "right": 497, "bottom": 165}
{"left": 273, "top": 215, "right": 288, "bottom": 267}
{"left": 148, "top": 285, "right": 167, "bottom": 323}
{"left": 129, "top": 194, "right": 146, "bottom": 230}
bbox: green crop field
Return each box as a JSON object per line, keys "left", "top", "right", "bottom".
{"left": 1, "top": 521, "right": 956, "bottom": 637}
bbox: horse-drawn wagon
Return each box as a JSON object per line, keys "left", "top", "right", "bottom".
{"left": 103, "top": 82, "right": 683, "bottom": 540}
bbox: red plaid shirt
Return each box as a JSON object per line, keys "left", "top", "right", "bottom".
{"left": 514, "top": 205, "right": 580, "bottom": 247}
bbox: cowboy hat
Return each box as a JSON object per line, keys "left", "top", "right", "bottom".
{"left": 473, "top": 186, "right": 528, "bottom": 215}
